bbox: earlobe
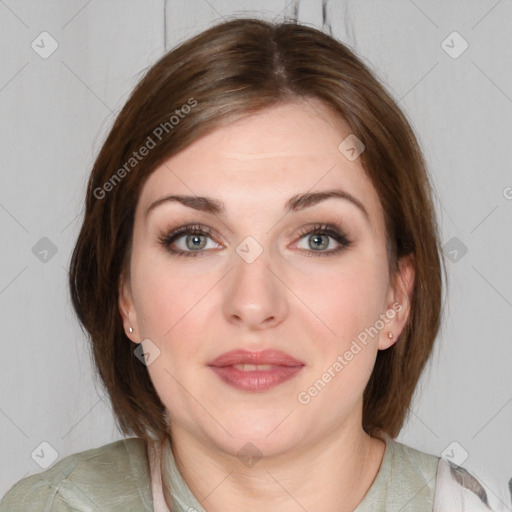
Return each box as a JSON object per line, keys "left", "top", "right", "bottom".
{"left": 379, "top": 254, "right": 415, "bottom": 350}
{"left": 118, "top": 273, "right": 139, "bottom": 343}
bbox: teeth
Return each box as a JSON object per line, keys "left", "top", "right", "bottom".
{"left": 232, "top": 364, "right": 275, "bottom": 371}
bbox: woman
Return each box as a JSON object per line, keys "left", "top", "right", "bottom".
{"left": 1, "top": 17, "right": 509, "bottom": 512}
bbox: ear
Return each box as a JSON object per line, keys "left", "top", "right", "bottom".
{"left": 118, "top": 270, "right": 141, "bottom": 344}
{"left": 378, "top": 253, "right": 415, "bottom": 350}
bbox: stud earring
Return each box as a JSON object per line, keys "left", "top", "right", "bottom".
{"left": 129, "top": 326, "right": 133, "bottom": 333}
{"left": 387, "top": 331, "right": 393, "bottom": 340}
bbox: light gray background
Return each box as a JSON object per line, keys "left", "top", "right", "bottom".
{"left": 1, "top": 0, "right": 511, "bottom": 506}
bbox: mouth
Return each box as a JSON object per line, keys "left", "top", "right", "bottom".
{"left": 231, "top": 364, "right": 279, "bottom": 371}
{"left": 208, "top": 350, "right": 304, "bottom": 392}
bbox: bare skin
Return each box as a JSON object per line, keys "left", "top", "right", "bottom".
{"left": 119, "top": 98, "right": 414, "bottom": 511}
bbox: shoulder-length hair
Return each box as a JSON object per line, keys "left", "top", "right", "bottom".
{"left": 69, "top": 17, "right": 446, "bottom": 451}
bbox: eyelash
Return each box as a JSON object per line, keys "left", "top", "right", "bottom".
{"left": 157, "top": 223, "right": 353, "bottom": 258}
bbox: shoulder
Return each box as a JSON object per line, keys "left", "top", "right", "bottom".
{"left": 355, "top": 435, "right": 440, "bottom": 511}
{"left": 0, "top": 438, "right": 153, "bottom": 512}
{"left": 384, "top": 436, "right": 440, "bottom": 489}
{"left": 384, "top": 438, "right": 511, "bottom": 511}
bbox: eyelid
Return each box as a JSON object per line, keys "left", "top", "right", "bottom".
{"left": 293, "top": 223, "right": 353, "bottom": 255}
{"left": 157, "top": 223, "right": 220, "bottom": 246}
{"left": 157, "top": 221, "right": 353, "bottom": 258}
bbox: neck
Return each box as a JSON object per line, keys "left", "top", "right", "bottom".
{"left": 159, "top": 422, "right": 386, "bottom": 512}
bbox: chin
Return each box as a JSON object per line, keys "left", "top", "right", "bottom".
{"left": 206, "top": 412, "right": 303, "bottom": 456}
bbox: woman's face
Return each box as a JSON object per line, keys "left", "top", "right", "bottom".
{"left": 119, "top": 99, "right": 414, "bottom": 457}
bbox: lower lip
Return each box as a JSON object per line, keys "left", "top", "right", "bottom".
{"left": 209, "top": 365, "right": 304, "bottom": 392}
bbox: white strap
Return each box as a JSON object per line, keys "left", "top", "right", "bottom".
{"left": 433, "top": 457, "right": 512, "bottom": 511}
{"left": 148, "top": 441, "right": 172, "bottom": 512}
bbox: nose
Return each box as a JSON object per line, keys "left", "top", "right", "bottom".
{"left": 222, "top": 246, "right": 289, "bottom": 331}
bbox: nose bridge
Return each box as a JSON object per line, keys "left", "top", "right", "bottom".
{"left": 223, "top": 236, "right": 288, "bottom": 328}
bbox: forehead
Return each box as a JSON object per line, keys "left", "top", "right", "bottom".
{"left": 137, "top": 100, "right": 383, "bottom": 229}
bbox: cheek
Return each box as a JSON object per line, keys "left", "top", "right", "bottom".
{"left": 290, "top": 254, "right": 387, "bottom": 404}
{"left": 293, "top": 255, "right": 388, "bottom": 344}
{"left": 131, "top": 254, "right": 217, "bottom": 362}
{"left": 131, "top": 259, "right": 213, "bottom": 409}
{"left": 132, "top": 252, "right": 192, "bottom": 329}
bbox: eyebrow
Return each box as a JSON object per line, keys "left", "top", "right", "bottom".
{"left": 144, "top": 189, "right": 370, "bottom": 223}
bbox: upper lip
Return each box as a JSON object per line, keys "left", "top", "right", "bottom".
{"left": 208, "top": 349, "right": 304, "bottom": 367}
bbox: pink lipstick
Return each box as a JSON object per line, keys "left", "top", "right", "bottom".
{"left": 208, "top": 349, "right": 304, "bottom": 392}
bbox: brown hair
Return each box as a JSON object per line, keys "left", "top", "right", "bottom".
{"left": 69, "top": 14, "right": 446, "bottom": 483}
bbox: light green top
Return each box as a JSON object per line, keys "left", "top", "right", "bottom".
{"left": 0, "top": 434, "right": 440, "bottom": 511}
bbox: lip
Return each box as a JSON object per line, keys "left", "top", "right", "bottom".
{"left": 208, "top": 349, "right": 305, "bottom": 392}
{"left": 208, "top": 349, "right": 304, "bottom": 367}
